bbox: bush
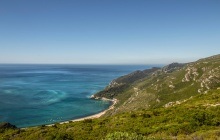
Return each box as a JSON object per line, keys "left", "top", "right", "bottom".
{"left": 83, "top": 119, "right": 93, "bottom": 123}
{"left": 142, "top": 113, "right": 151, "bottom": 118}
{"left": 104, "top": 132, "right": 147, "bottom": 140}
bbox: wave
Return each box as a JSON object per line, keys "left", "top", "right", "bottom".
{"left": 31, "top": 90, "right": 67, "bottom": 106}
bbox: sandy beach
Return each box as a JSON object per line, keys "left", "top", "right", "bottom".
{"left": 47, "top": 97, "right": 117, "bottom": 126}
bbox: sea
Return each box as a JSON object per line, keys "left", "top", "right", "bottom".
{"left": 0, "top": 64, "right": 161, "bottom": 128}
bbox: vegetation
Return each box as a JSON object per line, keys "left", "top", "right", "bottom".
{"left": 0, "top": 54, "right": 220, "bottom": 139}
{"left": 1, "top": 89, "right": 220, "bottom": 139}
{"left": 104, "top": 132, "right": 147, "bottom": 140}
{"left": 94, "top": 54, "right": 220, "bottom": 115}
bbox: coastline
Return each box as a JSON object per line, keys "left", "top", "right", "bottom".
{"left": 46, "top": 97, "right": 117, "bottom": 127}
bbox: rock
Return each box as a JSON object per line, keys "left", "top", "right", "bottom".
{"left": 162, "top": 63, "right": 185, "bottom": 73}
{"left": 0, "top": 122, "right": 17, "bottom": 129}
{"left": 169, "top": 85, "right": 175, "bottom": 89}
{"left": 156, "top": 98, "right": 160, "bottom": 103}
{"left": 176, "top": 101, "right": 181, "bottom": 104}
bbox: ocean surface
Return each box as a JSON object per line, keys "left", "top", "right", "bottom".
{"left": 0, "top": 64, "right": 160, "bottom": 128}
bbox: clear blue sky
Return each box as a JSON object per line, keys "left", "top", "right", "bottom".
{"left": 0, "top": 0, "right": 220, "bottom": 64}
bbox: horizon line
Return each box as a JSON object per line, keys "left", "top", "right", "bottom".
{"left": 0, "top": 63, "right": 167, "bottom": 66}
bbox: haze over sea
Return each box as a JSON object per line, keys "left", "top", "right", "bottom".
{"left": 0, "top": 64, "right": 160, "bottom": 128}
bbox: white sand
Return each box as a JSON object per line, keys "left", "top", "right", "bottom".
{"left": 47, "top": 98, "right": 117, "bottom": 126}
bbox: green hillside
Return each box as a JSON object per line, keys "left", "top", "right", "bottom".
{"left": 93, "top": 54, "right": 220, "bottom": 116}
{"left": 1, "top": 54, "right": 220, "bottom": 140}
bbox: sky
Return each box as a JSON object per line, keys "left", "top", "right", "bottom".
{"left": 0, "top": 0, "right": 220, "bottom": 64}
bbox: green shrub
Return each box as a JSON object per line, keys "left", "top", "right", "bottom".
{"left": 83, "top": 119, "right": 93, "bottom": 123}
{"left": 131, "top": 114, "right": 137, "bottom": 118}
{"left": 104, "top": 132, "right": 147, "bottom": 140}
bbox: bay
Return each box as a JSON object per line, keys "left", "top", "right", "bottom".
{"left": 0, "top": 64, "right": 160, "bottom": 128}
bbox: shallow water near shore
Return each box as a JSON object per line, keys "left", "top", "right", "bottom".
{"left": 0, "top": 64, "right": 158, "bottom": 128}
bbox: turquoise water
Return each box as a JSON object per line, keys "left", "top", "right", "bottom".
{"left": 0, "top": 64, "right": 158, "bottom": 128}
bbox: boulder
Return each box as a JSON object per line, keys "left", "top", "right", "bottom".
{"left": 0, "top": 122, "right": 17, "bottom": 129}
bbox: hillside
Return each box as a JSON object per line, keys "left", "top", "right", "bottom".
{"left": 0, "top": 54, "right": 220, "bottom": 140}
{"left": 93, "top": 54, "right": 220, "bottom": 116}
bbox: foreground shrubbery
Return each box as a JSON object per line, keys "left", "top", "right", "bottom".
{"left": 104, "top": 132, "right": 147, "bottom": 140}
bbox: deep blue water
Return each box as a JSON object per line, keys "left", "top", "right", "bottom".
{"left": 0, "top": 64, "right": 160, "bottom": 128}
